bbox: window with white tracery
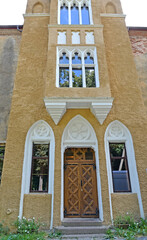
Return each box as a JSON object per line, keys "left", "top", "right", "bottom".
{"left": 58, "top": 0, "right": 93, "bottom": 25}
{"left": 57, "top": 47, "right": 99, "bottom": 88}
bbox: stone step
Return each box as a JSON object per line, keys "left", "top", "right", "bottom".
{"left": 55, "top": 226, "right": 109, "bottom": 235}
{"left": 61, "top": 218, "right": 103, "bottom": 227}
{"left": 57, "top": 234, "right": 106, "bottom": 239}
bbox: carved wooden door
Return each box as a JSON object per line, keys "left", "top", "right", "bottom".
{"left": 64, "top": 148, "right": 99, "bottom": 218}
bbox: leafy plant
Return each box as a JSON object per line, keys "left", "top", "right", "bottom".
{"left": 0, "top": 222, "right": 10, "bottom": 235}
{"left": 14, "top": 217, "right": 41, "bottom": 235}
{"left": 48, "top": 229, "right": 62, "bottom": 239}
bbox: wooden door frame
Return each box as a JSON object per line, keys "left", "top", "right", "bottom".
{"left": 61, "top": 115, "right": 103, "bottom": 222}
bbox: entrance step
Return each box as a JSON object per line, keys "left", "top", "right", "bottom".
{"left": 55, "top": 225, "right": 109, "bottom": 235}
{"left": 61, "top": 218, "right": 103, "bottom": 227}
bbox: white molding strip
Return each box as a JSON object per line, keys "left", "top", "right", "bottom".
{"left": 48, "top": 24, "right": 103, "bottom": 28}
{"left": 44, "top": 97, "right": 114, "bottom": 125}
{"left": 23, "top": 13, "right": 50, "bottom": 18}
{"left": 100, "top": 14, "right": 126, "bottom": 18}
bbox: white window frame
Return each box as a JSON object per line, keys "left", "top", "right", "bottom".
{"left": 19, "top": 120, "right": 55, "bottom": 229}
{"left": 56, "top": 46, "right": 99, "bottom": 88}
{"left": 104, "top": 120, "right": 144, "bottom": 221}
{"left": 58, "top": 0, "right": 93, "bottom": 25}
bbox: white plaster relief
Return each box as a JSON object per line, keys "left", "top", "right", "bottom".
{"left": 58, "top": 32, "right": 66, "bottom": 44}
{"left": 85, "top": 32, "right": 95, "bottom": 44}
{"left": 72, "top": 32, "right": 80, "bottom": 44}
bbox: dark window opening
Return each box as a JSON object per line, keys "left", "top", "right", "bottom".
{"left": 0, "top": 144, "right": 5, "bottom": 184}
{"left": 109, "top": 143, "right": 131, "bottom": 192}
{"left": 30, "top": 143, "right": 49, "bottom": 192}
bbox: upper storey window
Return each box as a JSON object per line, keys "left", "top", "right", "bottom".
{"left": 59, "top": 0, "right": 93, "bottom": 25}
{"left": 57, "top": 47, "right": 99, "bottom": 88}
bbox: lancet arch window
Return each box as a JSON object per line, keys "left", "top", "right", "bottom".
{"left": 58, "top": 0, "right": 93, "bottom": 25}
{"left": 57, "top": 47, "right": 99, "bottom": 88}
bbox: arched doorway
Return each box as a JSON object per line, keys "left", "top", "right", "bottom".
{"left": 61, "top": 115, "right": 103, "bottom": 221}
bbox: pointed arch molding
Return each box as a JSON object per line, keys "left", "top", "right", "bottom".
{"left": 61, "top": 115, "right": 103, "bottom": 221}
{"left": 19, "top": 120, "right": 55, "bottom": 229}
{"left": 105, "top": 120, "right": 144, "bottom": 220}
{"left": 44, "top": 97, "right": 114, "bottom": 125}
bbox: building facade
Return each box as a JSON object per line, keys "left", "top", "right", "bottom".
{"left": 0, "top": 0, "right": 147, "bottom": 229}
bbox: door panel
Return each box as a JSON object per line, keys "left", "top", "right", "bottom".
{"left": 64, "top": 148, "right": 98, "bottom": 218}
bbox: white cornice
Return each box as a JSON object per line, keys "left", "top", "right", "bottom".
{"left": 48, "top": 24, "right": 103, "bottom": 29}
{"left": 100, "top": 14, "right": 126, "bottom": 18}
{"left": 23, "top": 13, "right": 50, "bottom": 18}
{"left": 44, "top": 97, "right": 114, "bottom": 125}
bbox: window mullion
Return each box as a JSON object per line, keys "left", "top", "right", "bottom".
{"left": 79, "top": 3, "right": 82, "bottom": 25}
{"left": 69, "top": 51, "right": 72, "bottom": 87}
{"left": 69, "top": 2, "right": 71, "bottom": 25}
{"left": 89, "top": 0, "right": 93, "bottom": 25}
{"left": 82, "top": 52, "right": 86, "bottom": 88}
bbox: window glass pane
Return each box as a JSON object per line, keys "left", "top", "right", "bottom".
{"left": 60, "top": 4, "right": 68, "bottom": 24}
{"left": 81, "top": 5, "right": 90, "bottom": 24}
{"left": 109, "top": 143, "right": 131, "bottom": 192}
{"left": 72, "top": 68, "right": 82, "bottom": 87}
{"left": 85, "top": 67, "right": 95, "bottom": 87}
{"left": 71, "top": 5, "right": 79, "bottom": 24}
{"left": 72, "top": 53, "right": 81, "bottom": 64}
{"left": 30, "top": 144, "right": 49, "bottom": 192}
{"left": 59, "top": 67, "right": 69, "bottom": 87}
{"left": 60, "top": 53, "right": 69, "bottom": 64}
{"left": 0, "top": 145, "right": 5, "bottom": 184}
{"left": 85, "top": 149, "right": 93, "bottom": 160}
{"left": 85, "top": 53, "right": 94, "bottom": 64}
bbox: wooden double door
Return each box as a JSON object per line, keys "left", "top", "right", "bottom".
{"left": 64, "top": 148, "right": 99, "bottom": 218}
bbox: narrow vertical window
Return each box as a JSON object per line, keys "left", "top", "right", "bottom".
{"left": 71, "top": 4, "right": 79, "bottom": 24}
{"left": 30, "top": 143, "right": 49, "bottom": 192}
{"left": 59, "top": 53, "right": 69, "bottom": 87}
{"left": 109, "top": 143, "right": 131, "bottom": 192}
{"left": 81, "top": 4, "right": 90, "bottom": 24}
{"left": 0, "top": 144, "right": 5, "bottom": 184}
{"left": 72, "top": 53, "right": 82, "bottom": 87}
{"left": 60, "top": 4, "right": 68, "bottom": 24}
{"left": 85, "top": 53, "right": 95, "bottom": 87}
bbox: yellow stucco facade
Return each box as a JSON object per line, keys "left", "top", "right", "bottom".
{"left": 0, "top": 0, "right": 146, "bottom": 229}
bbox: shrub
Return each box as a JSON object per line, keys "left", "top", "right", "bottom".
{"left": 14, "top": 217, "right": 41, "bottom": 235}
{"left": 0, "top": 222, "right": 10, "bottom": 235}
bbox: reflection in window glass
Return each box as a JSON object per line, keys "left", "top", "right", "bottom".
{"left": 72, "top": 53, "right": 81, "bottom": 64}
{"left": 85, "top": 53, "right": 94, "bottom": 64}
{"left": 109, "top": 143, "right": 131, "bottom": 192}
{"left": 59, "top": 67, "right": 69, "bottom": 87}
{"left": 60, "top": 4, "right": 68, "bottom": 24}
{"left": 82, "top": 5, "right": 90, "bottom": 24}
{"left": 0, "top": 144, "right": 5, "bottom": 184}
{"left": 60, "top": 53, "right": 69, "bottom": 64}
{"left": 85, "top": 68, "right": 95, "bottom": 87}
{"left": 72, "top": 68, "right": 82, "bottom": 87}
{"left": 71, "top": 5, "right": 79, "bottom": 24}
{"left": 30, "top": 144, "right": 49, "bottom": 192}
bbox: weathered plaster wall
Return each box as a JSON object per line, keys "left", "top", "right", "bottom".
{"left": 23, "top": 194, "right": 52, "bottom": 227}
{"left": 0, "top": 29, "right": 21, "bottom": 141}
{"left": 111, "top": 193, "right": 140, "bottom": 219}
{"left": 129, "top": 29, "right": 147, "bottom": 114}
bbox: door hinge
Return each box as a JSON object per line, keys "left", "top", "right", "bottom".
{"left": 64, "top": 164, "right": 67, "bottom": 170}
{"left": 64, "top": 208, "right": 67, "bottom": 216}
{"left": 96, "top": 208, "right": 99, "bottom": 216}
{"left": 93, "top": 164, "right": 96, "bottom": 170}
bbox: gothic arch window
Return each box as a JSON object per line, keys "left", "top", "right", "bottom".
{"left": 19, "top": 120, "right": 55, "bottom": 223}
{"left": 58, "top": 0, "right": 93, "bottom": 25}
{"left": 105, "top": 120, "right": 144, "bottom": 220}
{"left": 61, "top": 115, "right": 103, "bottom": 221}
{"left": 57, "top": 47, "right": 99, "bottom": 88}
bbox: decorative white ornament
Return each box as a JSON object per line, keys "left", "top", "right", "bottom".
{"left": 108, "top": 122, "right": 124, "bottom": 138}
{"left": 68, "top": 121, "right": 89, "bottom": 140}
{"left": 33, "top": 122, "right": 50, "bottom": 138}
{"left": 58, "top": 32, "right": 66, "bottom": 44}
{"left": 72, "top": 32, "right": 80, "bottom": 44}
{"left": 85, "top": 32, "right": 95, "bottom": 44}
